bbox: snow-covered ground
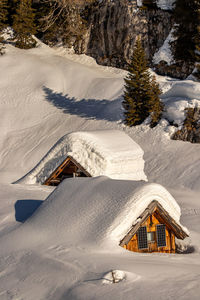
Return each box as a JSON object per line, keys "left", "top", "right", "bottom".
{"left": 0, "top": 42, "right": 200, "bottom": 300}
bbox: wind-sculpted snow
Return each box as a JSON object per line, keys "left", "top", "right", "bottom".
{"left": 16, "top": 130, "right": 147, "bottom": 184}
{"left": 15, "top": 177, "right": 187, "bottom": 250}
{"left": 0, "top": 40, "right": 200, "bottom": 300}
{"left": 162, "top": 80, "right": 200, "bottom": 125}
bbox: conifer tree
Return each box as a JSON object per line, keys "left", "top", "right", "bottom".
{"left": 37, "top": 0, "right": 94, "bottom": 47}
{"left": 149, "top": 75, "right": 163, "bottom": 127}
{"left": 0, "top": 0, "right": 9, "bottom": 55}
{"left": 123, "top": 38, "right": 163, "bottom": 127}
{"left": 194, "top": 5, "right": 200, "bottom": 81}
{"left": 13, "top": 0, "right": 36, "bottom": 49}
{"left": 0, "top": 0, "right": 8, "bottom": 30}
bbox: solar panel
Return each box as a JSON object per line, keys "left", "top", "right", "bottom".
{"left": 138, "top": 226, "right": 148, "bottom": 249}
{"left": 156, "top": 224, "right": 166, "bottom": 247}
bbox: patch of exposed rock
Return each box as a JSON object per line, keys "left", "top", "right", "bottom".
{"left": 172, "top": 108, "right": 200, "bottom": 143}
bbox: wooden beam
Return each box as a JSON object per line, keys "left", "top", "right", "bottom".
{"left": 119, "top": 200, "right": 188, "bottom": 247}
{"left": 44, "top": 157, "right": 71, "bottom": 185}
{"left": 43, "top": 155, "right": 91, "bottom": 186}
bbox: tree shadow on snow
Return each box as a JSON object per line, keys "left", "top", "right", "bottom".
{"left": 15, "top": 199, "right": 43, "bottom": 222}
{"left": 43, "top": 86, "right": 123, "bottom": 122}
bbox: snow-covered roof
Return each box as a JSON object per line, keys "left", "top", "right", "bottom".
{"left": 16, "top": 130, "right": 147, "bottom": 184}
{"left": 21, "top": 177, "right": 188, "bottom": 250}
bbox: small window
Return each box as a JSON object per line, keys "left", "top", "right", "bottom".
{"left": 138, "top": 226, "right": 148, "bottom": 249}
{"left": 147, "top": 231, "right": 155, "bottom": 243}
{"left": 156, "top": 224, "right": 166, "bottom": 247}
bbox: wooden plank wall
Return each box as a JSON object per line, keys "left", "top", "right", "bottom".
{"left": 124, "top": 213, "right": 176, "bottom": 253}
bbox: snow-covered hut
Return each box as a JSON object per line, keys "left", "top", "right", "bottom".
{"left": 16, "top": 130, "right": 147, "bottom": 185}
{"left": 26, "top": 177, "right": 188, "bottom": 253}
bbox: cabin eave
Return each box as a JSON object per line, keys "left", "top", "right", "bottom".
{"left": 44, "top": 155, "right": 91, "bottom": 186}
{"left": 119, "top": 200, "right": 188, "bottom": 251}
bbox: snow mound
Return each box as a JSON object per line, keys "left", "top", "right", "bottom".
{"left": 14, "top": 177, "right": 187, "bottom": 250}
{"left": 16, "top": 130, "right": 147, "bottom": 184}
{"left": 162, "top": 80, "right": 200, "bottom": 125}
{"left": 102, "top": 270, "right": 140, "bottom": 284}
{"left": 163, "top": 80, "right": 200, "bottom": 101}
{"left": 102, "top": 270, "right": 126, "bottom": 284}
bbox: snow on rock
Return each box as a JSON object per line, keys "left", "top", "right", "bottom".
{"left": 16, "top": 130, "right": 147, "bottom": 184}
{"left": 156, "top": 0, "right": 175, "bottom": 10}
{"left": 162, "top": 80, "right": 200, "bottom": 125}
{"left": 102, "top": 270, "right": 140, "bottom": 284}
{"left": 153, "top": 30, "right": 175, "bottom": 65}
{"left": 137, "top": 0, "right": 143, "bottom": 7}
{"left": 163, "top": 80, "right": 200, "bottom": 101}
{"left": 137, "top": 0, "right": 175, "bottom": 10}
{"left": 102, "top": 270, "right": 126, "bottom": 284}
{"left": 11, "top": 177, "right": 187, "bottom": 251}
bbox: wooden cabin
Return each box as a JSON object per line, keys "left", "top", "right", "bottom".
{"left": 39, "top": 130, "right": 147, "bottom": 186}
{"left": 44, "top": 156, "right": 91, "bottom": 186}
{"left": 32, "top": 176, "right": 189, "bottom": 254}
{"left": 120, "top": 201, "right": 188, "bottom": 253}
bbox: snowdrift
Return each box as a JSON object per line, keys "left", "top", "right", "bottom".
{"left": 15, "top": 130, "right": 147, "bottom": 184}
{"left": 13, "top": 177, "right": 188, "bottom": 251}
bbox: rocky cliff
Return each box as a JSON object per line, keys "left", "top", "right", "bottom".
{"left": 74, "top": 0, "right": 173, "bottom": 70}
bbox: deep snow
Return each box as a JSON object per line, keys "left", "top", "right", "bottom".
{"left": 16, "top": 129, "right": 147, "bottom": 184}
{"left": 1, "top": 177, "right": 186, "bottom": 253}
{"left": 0, "top": 42, "right": 200, "bottom": 300}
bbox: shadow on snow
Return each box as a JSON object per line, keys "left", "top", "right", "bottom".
{"left": 43, "top": 86, "right": 123, "bottom": 122}
{"left": 15, "top": 199, "right": 43, "bottom": 222}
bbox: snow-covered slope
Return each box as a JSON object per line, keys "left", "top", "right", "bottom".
{"left": 0, "top": 44, "right": 125, "bottom": 183}
{"left": 0, "top": 43, "right": 200, "bottom": 300}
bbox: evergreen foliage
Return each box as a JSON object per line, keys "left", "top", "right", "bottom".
{"left": 194, "top": 5, "right": 200, "bottom": 81}
{"left": 13, "top": 0, "right": 36, "bottom": 49}
{"left": 37, "top": 0, "right": 95, "bottom": 47}
{"left": 0, "top": 0, "right": 8, "bottom": 30}
{"left": 123, "top": 38, "right": 163, "bottom": 127}
{"left": 149, "top": 75, "right": 163, "bottom": 128}
{"left": 173, "top": 0, "right": 200, "bottom": 63}
{"left": 184, "top": 107, "right": 199, "bottom": 131}
{"left": 0, "top": 0, "right": 9, "bottom": 55}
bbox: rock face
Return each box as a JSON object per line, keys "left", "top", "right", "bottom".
{"left": 75, "top": 0, "right": 173, "bottom": 69}
{"left": 154, "top": 60, "right": 195, "bottom": 80}
{"left": 72, "top": 0, "right": 194, "bottom": 78}
{"left": 172, "top": 108, "right": 200, "bottom": 143}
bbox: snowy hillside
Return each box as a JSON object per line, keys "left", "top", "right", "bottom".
{"left": 0, "top": 43, "right": 200, "bottom": 300}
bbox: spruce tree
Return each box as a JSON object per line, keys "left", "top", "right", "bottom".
{"left": 123, "top": 38, "right": 163, "bottom": 127}
{"left": 13, "top": 0, "right": 36, "bottom": 49}
{"left": 123, "top": 38, "right": 151, "bottom": 126}
{"left": 194, "top": 4, "right": 200, "bottom": 81}
{"left": 0, "top": 0, "right": 8, "bottom": 30}
{"left": 0, "top": 0, "right": 9, "bottom": 55}
{"left": 149, "top": 76, "right": 163, "bottom": 127}
{"left": 37, "top": 0, "right": 91, "bottom": 47}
